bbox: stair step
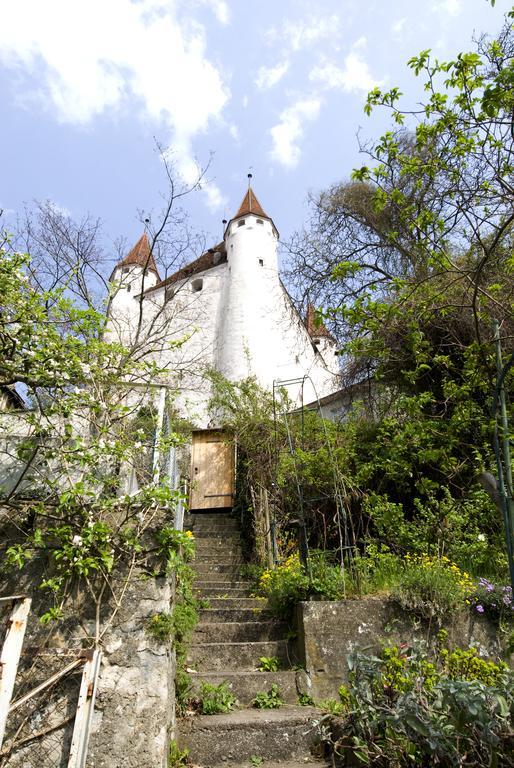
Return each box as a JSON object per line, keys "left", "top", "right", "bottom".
{"left": 196, "top": 587, "right": 253, "bottom": 598}
{"left": 177, "top": 706, "right": 319, "bottom": 765}
{"left": 193, "top": 621, "right": 287, "bottom": 643}
{"left": 187, "top": 640, "right": 293, "bottom": 671}
{"left": 203, "top": 597, "right": 267, "bottom": 609}
{"left": 189, "top": 670, "right": 301, "bottom": 705}
{"left": 199, "top": 608, "right": 274, "bottom": 623}
{"left": 192, "top": 529, "right": 242, "bottom": 540}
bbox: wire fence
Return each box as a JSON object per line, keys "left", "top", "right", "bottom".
{"left": 0, "top": 646, "right": 85, "bottom": 768}
{"left": 0, "top": 599, "right": 100, "bottom": 768}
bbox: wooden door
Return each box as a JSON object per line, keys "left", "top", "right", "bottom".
{"left": 189, "top": 430, "right": 235, "bottom": 510}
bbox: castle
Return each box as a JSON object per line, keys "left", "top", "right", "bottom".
{"left": 108, "top": 183, "right": 341, "bottom": 427}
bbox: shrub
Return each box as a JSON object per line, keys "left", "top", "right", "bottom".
{"left": 257, "top": 551, "right": 347, "bottom": 619}
{"left": 168, "top": 740, "right": 189, "bottom": 768}
{"left": 392, "top": 555, "right": 473, "bottom": 620}
{"left": 327, "top": 642, "right": 514, "bottom": 767}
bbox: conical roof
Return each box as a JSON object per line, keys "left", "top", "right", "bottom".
{"left": 234, "top": 187, "right": 269, "bottom": 219}
{"left": 305, "top": 303, "right": 335, "bottom": 342}
{"left": 118, "top": 233, "right": 160, "bottom": 276}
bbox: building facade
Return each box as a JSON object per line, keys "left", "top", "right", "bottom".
{"left": 108, "top": 186, "right": 341, "bottom": 427}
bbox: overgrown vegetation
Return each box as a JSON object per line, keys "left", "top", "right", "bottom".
{"left": 252, "top": 684, "right": 283, "bottom": 709}
{"left": 195, "top": 682, "right": 237, "bottom": 715}
{"left": 321, "top": 640, "right": 514, "bottom": 767}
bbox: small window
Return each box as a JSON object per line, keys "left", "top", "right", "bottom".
{"left": 237, "top": 219, "right": 245, "bottom": 227}
{"left": 313, "top": 338, "right": 320, "bottom": 346}
{"left": 127, "top": 283, "right": 132, "bottom": 293}
{"left": 256, "top": 219, "right": 264, "bottom": 225}
{"left": 191, "top": 278, "right": 203, "bottom": 292}
{"left": 165, "top": 287, "right": 175, "bottom": 302}
{"left": 259, "top": 259, "right": 264, "bottom": 267}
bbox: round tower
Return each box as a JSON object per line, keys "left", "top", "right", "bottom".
{"left": 216, "top": 183, "right": 283, "bottom": 385}
{"left": 107, "top": 233, "right": 160, "bottom": 345}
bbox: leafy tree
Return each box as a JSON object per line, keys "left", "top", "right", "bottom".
{"left": 284, "top": 7, "right": 514, "bottom": 575}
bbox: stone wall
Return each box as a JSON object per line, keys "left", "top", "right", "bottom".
{"left": 295, "top": 597, "right": 506, "bottom": 700}
{"left": 1, "top": 564, "right": 175, "bottom": 768}
{"left": 87, "top": 574, "right": 175, "bottom": 768}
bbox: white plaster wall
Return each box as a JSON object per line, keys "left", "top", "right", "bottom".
{"left": 105, "top": 222, "right": 341, "bottom": 426}
{"left": 216, "top": 214, "right": 340, "bottom": 410}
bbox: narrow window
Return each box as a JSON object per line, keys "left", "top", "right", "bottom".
{"left": 127, "top": 283, "right": 132, "bottom": 292}
{"left": 165, "top": 287, "right": 175, "bottom": 302}
{"left": 191, "top": 278, "right": 203, "bottom": 292}
{"left": 237, "top": 219, "right": 245, "bottom": 227}
{"left": 259, "top": 258, "right": 264, "bottom": 267}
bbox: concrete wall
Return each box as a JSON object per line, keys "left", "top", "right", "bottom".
{"left": 0, "top": 550, "right": 175, "bottom": 768}
{"left": 295, "top": 598, "right": 507, "bottom": 700}
{"left": 87, "top": 574, "right": 175, "bottom": 768}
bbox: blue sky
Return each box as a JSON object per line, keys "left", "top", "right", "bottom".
{"left": 0, "top": 0, "right": 512, "bottom": 263}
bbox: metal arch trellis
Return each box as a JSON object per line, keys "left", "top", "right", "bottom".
{"left": 272, "top": 375, "right": 354, "bottom": 591}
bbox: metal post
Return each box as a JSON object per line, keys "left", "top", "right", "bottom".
{"left": 0, "top": 596, "right": 31, "bottom": 750}
{"left": 152, "top": 387, "right": 167, "bottom": 484}
{"left": 493, "top": 320, "right": 514, "bottom": 590}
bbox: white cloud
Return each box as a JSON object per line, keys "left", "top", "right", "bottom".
{"left": 431, "top": 0, "right": 462, "bottom": 16}
{"left": 229, "top": 124, "right": 240, "bottom": 141}
{"left": 310, "top": 38, "right": 381, "bottom": 96}
{"left": 199, "top": 0, "right": 230, "bottom": 25}
{"left": 269, "top": 98, "right": 321, "bottom": 169}
{"left": 267, "top": 15, "right": 340, "bottom": 52}
{"left": 392, "top": 17, "right": 407, "bottom": 35}
{"left": 0, "top": 0, "right": 230, "bottom": 209}
{"left": 255, "top": 61, "right": 290, "bottom": 90}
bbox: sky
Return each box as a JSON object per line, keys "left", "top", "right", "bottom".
{"left": 0, "top": 0, "right": 512, "bottom": 265}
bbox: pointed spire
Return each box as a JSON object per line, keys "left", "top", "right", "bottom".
{"left": 305, "top": 303, "right": 335, "bottom": 342}
{"left": 234, "top": 187, "right": 269, "bottom": 220}
{"left": 118, "top": 233, "right": 160, "bottom": 277}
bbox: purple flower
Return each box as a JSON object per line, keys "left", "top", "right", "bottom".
{"left": 476, "top": 604, "right": 485, "bottom": 614}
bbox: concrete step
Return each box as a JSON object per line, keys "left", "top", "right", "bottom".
{"left": 193, "top": 562, "right": 240, "bottom": 582}
{"left": 203, "top": 597, "right": 267, "bottom": 609}
{"left": 187, "top": 640, "right": 293, "bottom": 671}
{"left": 194, "top": 580, "right": 252, "bottom": 590}
{"left": 187, "top": 519, "right": 240, "bottom": 530}
{"left": 189, "top": 670, "right": 301, "bottom": 705}
{"left": 193, "top": 620, "right": 287, "bottom": 643}
{"left": 195, "top": 542, "right": 243, "bottom": 556}
{"left": 192, "top": 529, "right": 242, "bottom": 539}
{"left": 177, "top": 706, "right": 320, "bottom": 765}
{"left": 195, "top": 586, "right": 253, "bottom": 598}
{"left": 199, "top": 608, "right": 274, "bottom": 623}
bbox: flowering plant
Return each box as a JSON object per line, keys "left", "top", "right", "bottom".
{"left": 471, "top": 578, "right": 514, "bottom": 625}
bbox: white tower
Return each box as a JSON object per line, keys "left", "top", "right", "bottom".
{"left": 107, "top": 233, "right": 160, "bottom": 346}
{"left": 216, "top": 184, "right": 283, "bottom": 386}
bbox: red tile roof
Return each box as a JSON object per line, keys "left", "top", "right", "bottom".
{"left": 118, "top": 233, "right": 160, "bottom": 277}
{"left": 305, "top": 303, "right": 335, "bottom": 342}
{"left": 234, "top": 188, "right": 269, "bottom": 219}
{"left": 144, "top": 242, "right": 227, "bottom": 294}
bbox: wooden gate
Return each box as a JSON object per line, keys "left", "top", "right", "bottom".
{"left": 189, "top": 430, "right": 235, "bottom": 511}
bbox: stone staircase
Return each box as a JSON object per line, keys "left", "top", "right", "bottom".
{"left": 177, "top": 511, "right": 327, "bottom": 768}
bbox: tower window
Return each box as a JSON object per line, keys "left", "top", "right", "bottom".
{"left": 127, "top": 283, "right": 132, "bottom": 292}
{"left": 191, "top": 278, "right": 203, "bottom": 292}
{"left": 256, "top": 219, "right": 264, "bottom": 225}
{"left": 165, "top": 287, "right": 175, "bottom": 302}
{"left": 259, "top": 259, "right": 264, "bottom": 266}
{"left": 237, "top": 219, "right": 245, "bottom": 227}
